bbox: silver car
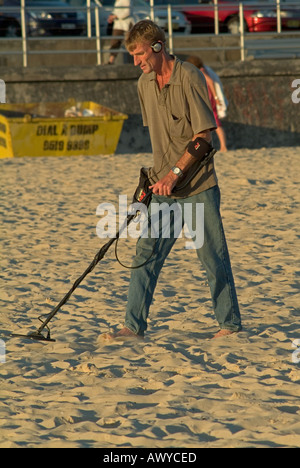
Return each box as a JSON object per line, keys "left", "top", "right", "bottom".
{"left": 66, "top": 0, "right": 191, "bottom": 35}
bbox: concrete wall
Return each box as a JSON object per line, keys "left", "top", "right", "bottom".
{"left": 0, "top": 35, "right": 242, "bottom": 68}
{"left": 1, "top": 58, "right": 300, "bottom": 153}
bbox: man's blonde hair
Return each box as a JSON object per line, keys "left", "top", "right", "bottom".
{"left": 125, "top": 20, "right": 166, "bottom": 52}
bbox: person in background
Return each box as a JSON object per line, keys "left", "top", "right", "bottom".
{"left": 186, "top": 56, "right": 228, "bottom": 152}
{"left": 107, "top": 0, "right": 134, "bottom": 65}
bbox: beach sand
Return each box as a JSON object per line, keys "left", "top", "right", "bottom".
{"left": 1, "top": 147, "right": 300, "bottom": 448}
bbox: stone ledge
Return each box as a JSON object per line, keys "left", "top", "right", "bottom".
{"left": 1, "top": 58, "right": 300, "bottom": 83}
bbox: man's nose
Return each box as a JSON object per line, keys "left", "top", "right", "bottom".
{"left": 134, "top": 55, "right": 140, "bottom": 66}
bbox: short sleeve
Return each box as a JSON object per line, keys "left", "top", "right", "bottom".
{"left": 183, "top": 63, "right": 217, "bottom": 133}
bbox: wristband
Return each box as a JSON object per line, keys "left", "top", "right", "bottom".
{"left": 187, "top": 137, "right": 212, "bottom": 160}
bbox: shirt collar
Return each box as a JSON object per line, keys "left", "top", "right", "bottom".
{"left": 147, "top": 56, "right": 182, "bottom": 86}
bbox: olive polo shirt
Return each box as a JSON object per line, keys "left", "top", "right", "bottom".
{"left": 137, "top": 57, "right": 218, "bottom": 198}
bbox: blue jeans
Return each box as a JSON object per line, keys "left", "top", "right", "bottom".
{"left": 125, "top": 185, "right": 241, "bottom": 335}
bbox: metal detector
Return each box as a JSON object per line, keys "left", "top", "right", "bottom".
{"left": 11, "top": 191, "right": 152, "bottom": 343}
{"left": 11, "top": 149, "right": 216, "bottom": 343}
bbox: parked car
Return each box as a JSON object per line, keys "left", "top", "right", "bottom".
{"left": 65, "top": 0, "right": 191, "bottom": 35}
{"left": 0, "top": 0, "right": 86, "bottom": 37}
{"left": 153, "top": 0, "right": 300, "bottom": 34}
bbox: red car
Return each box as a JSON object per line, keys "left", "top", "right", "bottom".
{"left": 154, "top": 0, "right": 300, "bottom": 34}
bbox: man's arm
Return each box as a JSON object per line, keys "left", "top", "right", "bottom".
{"left": 149, "top": 130, "right": 211, "bottom": 196}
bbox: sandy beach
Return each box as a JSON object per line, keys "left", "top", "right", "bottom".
{"left": 1, "top": 146, "right": 300, "bottom": 448}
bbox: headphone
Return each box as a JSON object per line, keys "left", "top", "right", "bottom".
{"left": 151, "top": 41, "right": 163, "bottom": 53}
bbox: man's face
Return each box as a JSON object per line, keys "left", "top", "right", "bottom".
{"left": 129, "top": 42, "right": 160, "bottom": 74}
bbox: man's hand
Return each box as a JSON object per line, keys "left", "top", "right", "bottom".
{"left": 108, "top": 14, "right": 117, "bottom": 24}
{"left": 149, "top": 171, "right": 178, "bottom": 196}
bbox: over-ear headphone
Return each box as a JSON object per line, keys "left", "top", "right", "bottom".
{"left": 151, "top": 41, "right": 163, "bottom": 53}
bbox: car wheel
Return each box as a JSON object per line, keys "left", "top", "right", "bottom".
{"left": 227, "top": 16, "right": 247, "bottom": 34}
{"left": 4, "top": 21, "right": 21, "bottom": 37}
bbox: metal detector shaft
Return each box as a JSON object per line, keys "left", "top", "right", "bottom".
{"left": 34, "top": 212, "right": 137, "bottom": 337}
{"left": 12, "top": 207, "right": 143, "bottom": 342}
{"left": 13, "top": 190, "right": 152, "bottom": 341}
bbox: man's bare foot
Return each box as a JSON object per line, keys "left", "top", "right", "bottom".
{"left": 212, "top": 329, "right": 236, "bottom": 339}
{"left": 103, "top": 327, "right": 143, "bottom": 341}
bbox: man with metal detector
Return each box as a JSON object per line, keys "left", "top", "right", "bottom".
{"left": 107, "top": 20, "right": 241, "bottom": 340}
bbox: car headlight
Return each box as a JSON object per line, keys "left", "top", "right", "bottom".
{"left": 29, "top": 11, "right": 53, "bottom": 20}
{"left": 280, "top": 11, "right": 294, "bottom": 18}
{"left": 252, "top": 10, "right": 277, "bottom": 18}
{"left": 76, "top": 12, "right": 86, "bottom": 21}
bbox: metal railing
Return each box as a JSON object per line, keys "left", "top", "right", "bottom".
{"left": 0, "top": 0, "right": 299, "bottom": 67}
